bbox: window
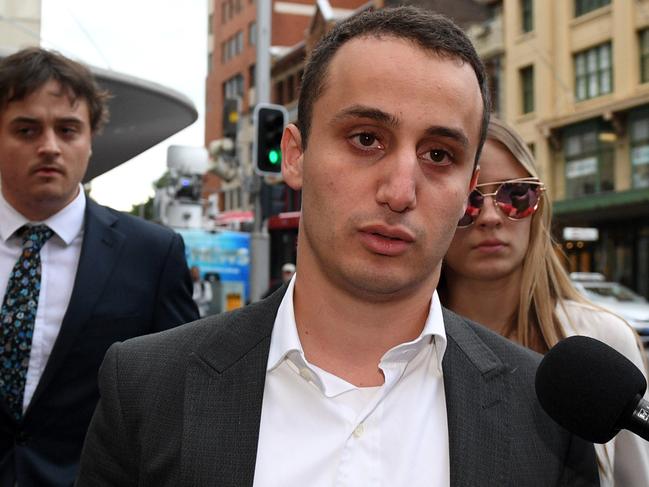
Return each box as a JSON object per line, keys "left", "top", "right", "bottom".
{"left": 640, "top": 29, "right": 649, "bottom": 84}
{"left": 563, "top": 121, "right": 615, "bottom": 198}
{"left": 222, "top": 1, "right": 229, "bottom": 23}
{"left": 223, "top": 74, "right": 244, "bottom": 99}
{"left": 574, "top": 43, "right": 612, "bottom": 101}
{"left": 249, "top": 64, "right": 256, "bottom": 91}
{"left": 630, "top": 108, "right": 649, "bottom": 189}
{"left": 249, "top": 22, "right": 256, "bottom": 46}
{"left": 520, "top": 65, "right": 534, "bottom": 114}
{"left": 235, "top": 31, "right": 243, "bottom": 55}
{"left": 575, "top": 0, "right": 610, "bottom": 17}
{"left": 221, "top": 32, "right": 244, "bottom": 63}
{"left": 275, "top": 80, "right": 285, "bottom": 105}
{"left": 228, "top": 37, "right": 236, "bottom": 60}
{"left": 208, "top": 13, "right": 213, "bottom": 35}
{"left": 207, "top": 51, "right": 213, "bottom": 73}
{"left": 484, "top": 56, "right": 502, "bottom": 115}
{"left": 521, "top": 0, "right": 533, "bottom": 33}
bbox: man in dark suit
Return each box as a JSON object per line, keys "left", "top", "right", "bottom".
{"left": 78, "top": 7, "right": 599, "bottom": 486}
{"left": 0, "top": 48, "right": 199, "bottom": 486}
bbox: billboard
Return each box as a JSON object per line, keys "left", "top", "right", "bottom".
{"left": 177, "top": 229, "right": 250, "bottom": 310}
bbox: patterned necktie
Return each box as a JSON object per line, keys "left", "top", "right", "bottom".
{"left": 0, "top": 224, "right": 54, "bottom": 420}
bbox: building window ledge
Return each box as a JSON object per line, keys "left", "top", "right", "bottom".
{"left": 570, "top": 4, "right": 612, "bottom": 28}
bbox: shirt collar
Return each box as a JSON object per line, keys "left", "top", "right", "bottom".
{"left": 381, "top": 292, "right": 447, "bottom": 374}
{"left": 267, "top": 274, "right": 448, "bottom": 377}
{"left": 267, "top": 274, "right": 303, "bottom": 371}
{"left": 0, "top": 185, "right": 86, "bottom": 244}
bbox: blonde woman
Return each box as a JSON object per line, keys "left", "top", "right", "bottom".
{"left": 440, "top": 117, "right": 649, "bottom": 486}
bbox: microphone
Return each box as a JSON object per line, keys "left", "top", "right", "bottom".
{"left": 535, "top": 335, "right": 649, "bottom": 443}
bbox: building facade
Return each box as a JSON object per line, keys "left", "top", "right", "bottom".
{"left": 479, "top": 0, "right": 649, "bottom": 297}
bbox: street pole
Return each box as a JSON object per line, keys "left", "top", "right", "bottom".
{"left": 250, "top": 0, "right": 272, "bottom": 302}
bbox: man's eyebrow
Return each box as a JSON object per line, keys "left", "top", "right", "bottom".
{"left": 56, "top": 117, "right": 84, "bottom": 125}
{"left": 331, "top": 105, "right": 400, "bottom": 128}
{"left": 424, "top": 125, "right": 469, "bottom": 150}
{"left": 9, "top": 116, "right": 84, "bottom": 126}
{"left": 8, "top": 116, "right": 40, "bottom": 125}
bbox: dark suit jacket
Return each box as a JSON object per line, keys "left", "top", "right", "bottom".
{"left": 77, "top": 285, "right": 599, "bottom": 486}
{"left": 0, "top": 199, "right": 199, "bottom": 487}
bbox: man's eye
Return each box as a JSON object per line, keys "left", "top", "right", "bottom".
{"left": 358, "top": 133, "right": 376, "bottom": 146}
{"left": 15, "top": 127, "right": 36, "bottom": 137}
{"left": 349, "top": 132, "right": 382, "bottom": 150}
{"left": 422, "top": 148, "right": 452, "bottom": 165}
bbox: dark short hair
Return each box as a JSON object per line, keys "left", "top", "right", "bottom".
{"left": 297, "top": 6, "right": 491, "bottom": 165}
{"left": 0, "top": 47, "right": 110, "bottom": 132}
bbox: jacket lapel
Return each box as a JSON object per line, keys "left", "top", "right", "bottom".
{"left": 181, "top": 290, "right": 282, "bottom": 486}
{"left": 27, "top": 200, "right": 125, "bottom": 415}
{"left": 442, "top": 309, "right": 511, "bottom": 487}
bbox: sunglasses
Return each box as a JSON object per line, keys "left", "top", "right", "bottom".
{"left": 457, "top": 177, "right": 545, "bottom": 228}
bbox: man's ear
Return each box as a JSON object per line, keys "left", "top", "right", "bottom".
{"left": 281, "top": 123, "right": 304, "bottom": 190}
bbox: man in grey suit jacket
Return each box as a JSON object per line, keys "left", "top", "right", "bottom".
{"left": 78, "top": 7, "right": 599, "bottom": 486}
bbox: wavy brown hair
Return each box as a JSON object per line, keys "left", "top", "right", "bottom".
{"left": 0, "top": 47, "right": 110, "bottom": 133}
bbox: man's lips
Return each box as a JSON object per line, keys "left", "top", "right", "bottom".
{"left": 358, "top": 224, "right": 415, "bottom": 256}
{"left": 32, "top": 165, "right": 64, "bottom": 177}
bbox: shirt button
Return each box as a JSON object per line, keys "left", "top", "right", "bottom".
{"left": 353, "top": 423, "right": 364, "bottom": 438}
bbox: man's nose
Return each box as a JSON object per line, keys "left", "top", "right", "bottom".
{"left": 376, "top": 149, "right": 417, "bottom": 213}
{"left": 37, "top": 129, "right": 62, "bottom": 157}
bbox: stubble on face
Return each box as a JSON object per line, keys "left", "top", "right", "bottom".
{"left": 291, "top": 36, "right": 483, "bottom": 303}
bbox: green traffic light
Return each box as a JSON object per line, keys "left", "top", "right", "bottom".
{"left": 268, "top": 149, "right": 281, "bottom": 165}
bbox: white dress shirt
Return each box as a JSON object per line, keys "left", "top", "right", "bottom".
{"left": 254, "top": 275, "right": 450, "bottom": 487}
{"left": 0, "top": 188, "right": 85, "bottom": 411}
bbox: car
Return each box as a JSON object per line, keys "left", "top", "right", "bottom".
{"left": 570, "top": 272, "right": 649, "bottom": 347}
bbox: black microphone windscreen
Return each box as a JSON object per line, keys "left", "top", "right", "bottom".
{"left": 535, "top": 335, "right": 647, "bottom": 443}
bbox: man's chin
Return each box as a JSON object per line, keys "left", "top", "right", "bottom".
{"left": 341, "top": 270, "right": 431, "bottom": 302}
{"left": 28, "top": 186, "right": 79, "bottom": 213}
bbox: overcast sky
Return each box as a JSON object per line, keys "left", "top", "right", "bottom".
{"left": 41, "top": 0, "right": 207, "bottom": 210}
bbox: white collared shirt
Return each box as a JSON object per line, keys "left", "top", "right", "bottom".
{"left": 0, "top": 187, "right": 85, "bottom": 411}
{"left": 253, "top": 275, "right": 450, "bottom": 487}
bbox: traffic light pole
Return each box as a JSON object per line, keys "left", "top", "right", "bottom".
{"left": 249, "top": 0, "right": 272, "bottom": 302}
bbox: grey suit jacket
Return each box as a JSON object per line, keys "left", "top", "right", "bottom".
{"left": 77, "top": 287, "right": 599, "bottom": 486}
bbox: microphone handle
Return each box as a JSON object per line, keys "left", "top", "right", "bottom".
{"left": 623, "top": 396, "right": 649, "bottom": 442}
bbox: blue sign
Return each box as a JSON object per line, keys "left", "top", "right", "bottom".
{"left": 177, "top": 229, "right": 250, "bottom": 303}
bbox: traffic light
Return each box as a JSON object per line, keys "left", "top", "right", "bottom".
{"left": 222, "top": 98, "right": 239, "bottom": 141}
{"left": 254, "top": 103, "right": 288, "bottom": 176}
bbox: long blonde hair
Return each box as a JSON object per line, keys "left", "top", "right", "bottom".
{"left": 483, "top": 118, "right": 586, "bottom": 353}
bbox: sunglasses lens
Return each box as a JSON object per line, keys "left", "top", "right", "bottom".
{"left": 496, "top": 182, "right": 540, "bottom": 219}
{"left": 457, "top": 190, "right": 484, "bottom": 227}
